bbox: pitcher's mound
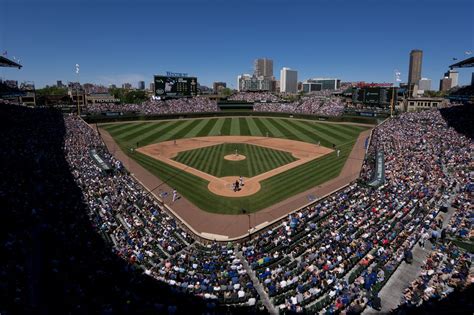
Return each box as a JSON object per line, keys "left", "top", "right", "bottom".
{"left": 224, "top": 154, "right": 246, "bottom": 161}
{"left": 208, "top": 177, "right": 260, "bottom": 197}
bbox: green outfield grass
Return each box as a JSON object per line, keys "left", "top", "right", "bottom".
{"left": 101, "top": 117, "right": 369, "bottom": 214}
{"left": 173, "top": 143, "right": 297, "bottom": 178}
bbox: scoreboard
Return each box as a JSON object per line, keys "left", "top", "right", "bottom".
{"left": 365, "top": 88, "right": 381, "bottom": 104}
{"left": 352, "top": 87, "right": 397, "bottom": 108}
{"left": 154, "top": 75, "right": 197, "bottom": 97}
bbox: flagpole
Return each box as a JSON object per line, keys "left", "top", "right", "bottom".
{"left": 391, "top": 70, "right": 401, "bottom": 117}
{"left": 76, "top": 64, "right": 81, "bottom": 116}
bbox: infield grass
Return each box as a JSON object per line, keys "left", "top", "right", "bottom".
{"left": 173, "top": 143, "right": 297, "bottom": 178}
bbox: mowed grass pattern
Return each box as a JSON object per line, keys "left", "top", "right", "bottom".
{"left": 101, "top": 117, "right": 369, "bottom": 214}
{"left": 173, "top": 143, "right": 297, "bottom": 178}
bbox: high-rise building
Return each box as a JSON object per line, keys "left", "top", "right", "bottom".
{"left": 109, "top": 84, "right": 117, "bottom": 89}
{"left": 280, "top": 67, "right": 298, "bottom": 93}
{"left": 439, "top": 77, "right": 452, "bottom": 92}
{"left": 444, "top": 70, "right": 458, "bottom": 88}
{"left": 408, "top": 50, "right": 423, "bottom": 86}
{"left": 122, "top": 83, "right": 132, "bottom": 89}
{"left": 57, "top": 80, "right": 63, "bottom": 87}
{"left": 254, "top": 58, "right": 273, "bottom": 78}
{"left": 138, "top": 81, "right": 145, "bottom": 90}
{"left": 213, "top": 82, "right": 227, "bottom": 93}
{"left": 149, "top": 82, "right": 155, "bottom": 91}
{"left": 418, "top": 78, "right": 432, "bottom": 91}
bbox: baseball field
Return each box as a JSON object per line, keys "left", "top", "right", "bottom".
{"left": 101, "top": 117, "right": 370, "bottom": 214}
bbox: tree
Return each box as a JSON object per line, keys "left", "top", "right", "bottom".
{"left": 35, "top": 85, "right": 68, "bottom": 96}
{"left": 424, "top": 90, "right": 447, "bottom": 97}
{"left": 220, "top": 88, "right": 232, "bottom": 97}
{"left": 109, "top": 88, "right": 147, "bottom": 104}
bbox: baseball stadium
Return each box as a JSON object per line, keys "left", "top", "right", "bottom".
{"left": 2, "top": 2, "right": 474, "bottom": 314}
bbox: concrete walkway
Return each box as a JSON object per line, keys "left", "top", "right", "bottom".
{"left": 236, "top": 251, "right": 279, "bottom": 314}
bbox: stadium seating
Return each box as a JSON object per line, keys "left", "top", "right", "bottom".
{"left": 1, "top": 100, "right": 471, "bottom": 314}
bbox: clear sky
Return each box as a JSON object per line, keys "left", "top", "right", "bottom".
{"left": 1, "top": 0, "right": 473, "bottom": 89}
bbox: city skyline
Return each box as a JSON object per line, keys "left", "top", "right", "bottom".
{"left": 1, "top": 0, "right": 473, "bottom": 89}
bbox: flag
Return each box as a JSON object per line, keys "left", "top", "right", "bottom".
{"left": 465, "top": 51, "right": 472, "bottom": 55}
{"left": 452, "top": 57, "right": 458, "bottom": 61}
{"left": 394, "top": 70, "right": 401, "bottom": 82}
{"left": 75, "top": 63, "right": 80, "bottom": 74}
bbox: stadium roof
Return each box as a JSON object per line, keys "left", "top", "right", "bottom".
{"left": 0, "top": 56, "right": 22, "bottom": 68}
{"left": 449, "top": 56, "right": 474, "bottom": 69}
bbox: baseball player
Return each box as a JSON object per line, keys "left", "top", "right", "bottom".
{"left": 239, "top": 176, "right": 244, "bottom": 187}
{"left": 172, "top": 189, "right": 178, "bottom": 202}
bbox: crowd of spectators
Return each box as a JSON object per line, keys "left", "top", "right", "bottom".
{"left": 252, "top": 96, "right": 345, "bottom": 117}
{"left": 85, "top": 96, "right": 219, "bottom": 115}
{"left": 0, "top": 101, "right": 260, "bottom": 314}
{"left": 63, "top": 115, "right": 260, "bottom": 308}
{"left": 400, "top": 242, "right": 471, "bottom": 309}
{"left": 1, "top": 99, "right": 472, "bottom": 314}
{"left": 240, "top": 105, "right": 472, "bottom": 313}
{"left": 228, "top": 92, "right": 282, "bottom": 103}
{"left": 84, "top": 92, "right": 346, "bottom": 117}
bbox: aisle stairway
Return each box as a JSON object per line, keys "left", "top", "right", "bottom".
{"left": 236, "top": 250, "right": 279, "bottom": 314}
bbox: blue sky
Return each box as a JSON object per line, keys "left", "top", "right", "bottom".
{"left": 1, "top": 0, "right": 473, "bottom": 89}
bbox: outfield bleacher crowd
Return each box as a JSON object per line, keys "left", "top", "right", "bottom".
{"left": 1, "top": 99, "right": 472, "bottom": 314}
{"left": 85, "top": 96, "right": 219, "bottom": 115}
{"left": 84, "top": 93, "right": 346, "bottom": 117}
{"left": 228, "top": 92, "right": 282, "bottom": 103}
{"left": 251, "top": 96, "right": 345, "bottom": 117}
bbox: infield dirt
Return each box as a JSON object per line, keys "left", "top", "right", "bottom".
{"left": 136, "top": 136, "right": 332, "bottom": 197}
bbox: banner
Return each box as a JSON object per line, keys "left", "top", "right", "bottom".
{"left": 90, "top": 149, "right": 112, "bottom": 172}
{"left": 368, "top": 150, "right": 385, "bottom": 187}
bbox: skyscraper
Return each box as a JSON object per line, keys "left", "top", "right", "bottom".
{"left": 138, "top": 81, "right": 145, "bottom": 90}
{"left": 418, "top": 78, "right": 432, "bottom": 91}
{"left": 254, "top": 58, "right": 273, "bottom": 78}
{"left": 280, "top": 67, "right": 298, "bottom": 93}
{"left": 444, "top": 70, "right": 458, "bottom": 88}
{"left": 439, "top": 77, "right": 452, "bottom": 92}
{"left": 408, "top": 50, "right": 423, "bottom": 86}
